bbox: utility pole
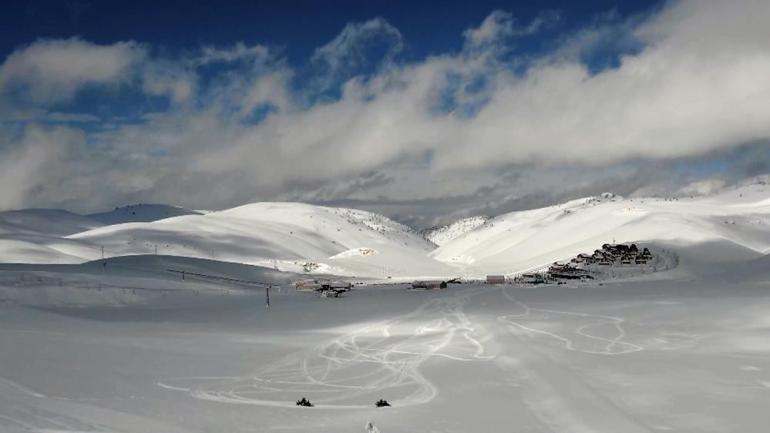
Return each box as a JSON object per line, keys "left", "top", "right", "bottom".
{"left": 265, "top": 286, "right": 271, "bottom": 309}
{"left": 101, "top": 245, "right": 104, "bottom": 259}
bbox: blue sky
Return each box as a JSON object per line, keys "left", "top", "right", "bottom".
{"left": 0, "top": 1, "right": 656, "bottom": 58}
{"left": 0, "top": 0, "right": 658, "bottom": 121}
{"left": 0, "top": 0, "right": 768, "bottom": 227}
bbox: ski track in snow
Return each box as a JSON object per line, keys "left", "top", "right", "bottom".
{"left": 498, "top": 287, "right": 644, "bottom": 355}
{"left": 158, "top": 289, "right": 493, "bottom": 409}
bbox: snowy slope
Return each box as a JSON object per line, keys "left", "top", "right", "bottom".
{"left": 0, "top": 209, "right": 104, "bottom": 264}
{"left": 432, "top": 182, "right": 770, "bottom": 276}
{"left": 2, "top": 181, "right": 769, "bottom": 277}
{"left": 0, "top": 209, "right": 102, "bottom": 237}
{"left": 69, "top": 202, "right": 453, "bottom": 278}
{"left": 0, "top": 254, "right": 302, "bottom": 308}
{"left": 87, "top": 203, "right": 201, "bottom": 224}
{"left": 421, "top": 216, "right": 489, "bottom": 246}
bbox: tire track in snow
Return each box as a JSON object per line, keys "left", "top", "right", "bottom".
{"left": 159, "top": 289, "right": 493, "bottom": 409}
{"left": 494, "top": 287, "right": 655, "bottom": 433}
{"left": 498, "top": 287, "right": 644, "bottom": 355}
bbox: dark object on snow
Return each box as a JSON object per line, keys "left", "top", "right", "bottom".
{"left": 411, "top": 280, "right": 447, "bottom": 290}
{"left": 375, "top": 399, "right": 391, "bottom": 407}
{"left": 296, "top": 397, "right": 313, "bottom": 407}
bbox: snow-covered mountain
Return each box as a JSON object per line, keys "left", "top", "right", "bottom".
{"left": 68, "top": 202, "right": 452, "bottom": 278}
{"left": 420, "top": 216, "right": 489, "bottom": 246}
{"left": 1, "top": 180, "right": 769, "bottom": 278}
{"left": 431, "top": 181, "right": 770, "bottom": 276}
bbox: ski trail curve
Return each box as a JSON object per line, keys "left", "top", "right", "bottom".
{"left": 159, "top": 289, "right": 493, "bottom": 409}
{"left": 498, "top": 286, "right": 644, "bottom": 355}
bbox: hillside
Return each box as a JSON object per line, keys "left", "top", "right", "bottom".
{"left": 0, "top": 209, "right": 104, "bottom": 264}
{"left": 1, "top": 182, "right": 769, "bottom": 278}
{"left": 69, "top": 202, "right": 453, "bottom": 278}
{"left": 432, "top": 182, "right": 770, "bottom": 276}
{"left": 421, "top": 216, "right": 489, "bottom": 246}
{"left": 87, "top": 204, "right": 202, "bottom": 225}
{"left": 0, "top": 209, "right": 102, "bottom": 237}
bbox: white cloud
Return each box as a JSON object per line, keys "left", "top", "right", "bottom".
{"left": 241, "top": 69, "right": 293, "bottom": 114}
{"left": 0, "top": 125, "right": 83, "bottom": 209}
{"left": 1, "top": 0, "right": 770, "bottom": 219}
{"left": 0, "top": 38, "right": 145, "bottom": 104}
{"left": 142, "top": 62, "right": 196, "bottom": 105}
{"left": 310, "top": 17, "right": 403, "bottom": 92}
{"left": 463, "top": 9, "right": 560, "bottom": 49}
{"left": 436, "top": 0, "right": 770, "bottom": 168}
{"left": 197, "top": 42, "right": 270, "bottom": 66}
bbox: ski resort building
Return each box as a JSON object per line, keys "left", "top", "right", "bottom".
{"left": 548, "top": 263, "right": 594, "bottom": 280}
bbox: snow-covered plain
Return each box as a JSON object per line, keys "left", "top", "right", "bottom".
{"left": 1, "top": 181, "right": 770, "bottom": 432}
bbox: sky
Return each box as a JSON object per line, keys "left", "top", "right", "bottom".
{"left": 1, "top": 0, "right": 769, "bottom": 228}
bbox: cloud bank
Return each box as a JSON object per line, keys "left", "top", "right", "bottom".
{"left": 1, "top": 0, "right": 769, "bottom": 226}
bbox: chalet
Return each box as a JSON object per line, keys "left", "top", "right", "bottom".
{"left": 620, "top": 254, "right": 633, "bottom": 265}
{"left": 549, "top": 262, "right": 571, "bottom": 272}
{"left": 548, "top": 263, "right": 593, "bottom": 280}
{"left": 576, "top": 253, "right": 593, "bottom": 264}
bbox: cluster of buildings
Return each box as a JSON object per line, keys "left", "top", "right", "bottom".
{"left": 547, "top": 263, "right": 594, "bottom": 280}
{"left": 511, "top": 243, "right": 655, "bottom": 284}
{"left": 572, "top": 243, "right": 653, "bottom": 266}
